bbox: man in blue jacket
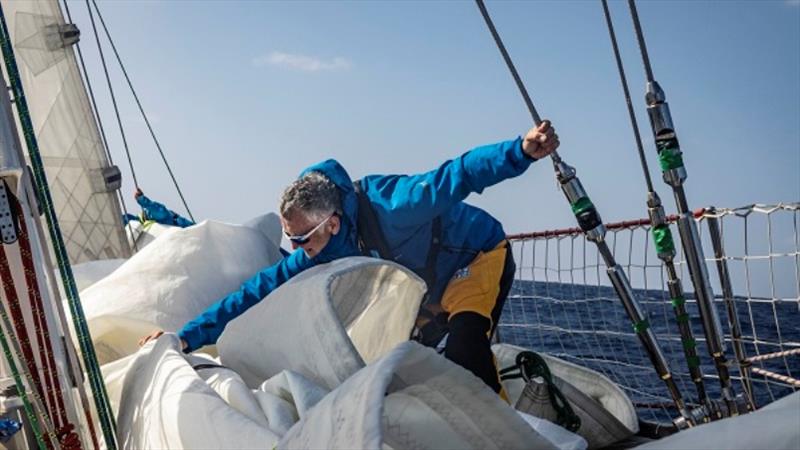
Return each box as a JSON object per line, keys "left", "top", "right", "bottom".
{"left": 140, "top": 121, "right": 559, "bottom": 397}
{"left": 123, "top": 189, "right": 195, "bottom": 228}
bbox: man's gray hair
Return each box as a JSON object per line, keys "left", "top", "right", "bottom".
{"left": 279, "top": 171, "right": 342, "bottom": 221}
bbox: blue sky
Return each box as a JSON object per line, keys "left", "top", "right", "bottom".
{"left": 67, "top": 0, "right": 799, "bottom": 235}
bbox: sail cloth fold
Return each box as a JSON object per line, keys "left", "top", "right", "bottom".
{"left": 218, "top": 256, "right": 427, "bottom": 388}
{"left": 1, "top": 0, "right": 130, "bottom": 263}
{"left": 107, "top": 334, "right": 560, "bottom": 449}
{"left": 79, "top": 219, "right": 282, "bottom": 364}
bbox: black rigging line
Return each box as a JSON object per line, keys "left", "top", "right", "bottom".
{"left": 61, "top": 1, "right": 112, "bottom": 164}
{"left": 473, "top": 0, "right": 692, "bottom": 423}
{"left": 83, "top": 0, "right": 138, "bottom": 189}
{"left": 89, "top": 0, "right": 195, "bottom": 221}
{"left": 601, "top": 0, "right": 711, "bottom": 410}
{"left": 474, "top": 0, "right": 541, "bottom": 126}
{"left": 61, "top": 0, "right": 138, "bottom": 253}
{"left": 600, "top": 0, "right": 654, "bottom": 192}
{"left": 627, "top": 0, "right": 655, "bottom": 83}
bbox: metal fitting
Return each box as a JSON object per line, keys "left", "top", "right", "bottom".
{"left": 647, "top": 202, "right": 667, "bottom": 227}
{"left": 585, "top": 224, "right": 606, "bottom": 243}
{"left": 673, "top": 403, "right": 711, "bottom": 429}
{"left": 645, "top": 81, "right": 666, "bottom": 105}
{"left": 0, "top": 179, "right": 17, "bottom": 244}
{"left": 45, "top": 23, "right": 81, "bottom": 51}
{"left": 647, "top": 102, "right": 674, "bottom": 137}
{"left": 662, "top": 167, "right": 687, "bottom": 187}
{"left": 666, "top": 279, "right": 682, "bottom": 298}
{"left": 562, "top": 178, "right": 587, "bottom": 205}
{"left": 553, "top": 160, "right": 576, "bottom": 185}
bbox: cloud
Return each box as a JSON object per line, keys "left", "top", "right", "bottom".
{"left": 787, "top": 0, "right": 800, "bottom": 6}
{"left": 252, "top": 51, "right": 352, "bottom": 72}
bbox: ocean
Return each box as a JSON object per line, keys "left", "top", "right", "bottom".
{"left": 498, "top": 279, "right": 800, "bottom": 423}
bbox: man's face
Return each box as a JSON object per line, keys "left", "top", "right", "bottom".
{"left": 280, "top": 211, "right": 340, "bottom": 259}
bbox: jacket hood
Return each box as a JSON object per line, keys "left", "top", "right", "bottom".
{"left": 299, "top": 159, "right": 358, "bottom": 258}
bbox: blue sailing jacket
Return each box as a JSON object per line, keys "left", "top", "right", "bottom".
{"left": 135, "top": 194, "right": 195, "bottom": 228}
{"left": 178, "top": 137, "right": 535, "bottom": 352}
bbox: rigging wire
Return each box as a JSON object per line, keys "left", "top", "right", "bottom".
{"left": 473, "top": 0, "right": 694, "bottom": 425}
{"left": 625, "top": 0, "right": 752, "bottom": 415}
{"left": 82, "top": 0, "right": 138, "bottom": 189}
{"left": 599, "top": 0, "right": 653, "bottom": 192}
{"left": 61, "top": 0, "right": 138, "bottom": 254}
{"left": 86, "top": 0, "right": 139, "bottom": 189}
{"left": 474, "top": 0, "right": 541, "bottom": 125}
{"left": 627, "top": 0, "right": 655, "bottom": 83}
{"left": 61, "top": 1, "right": 112, "bottom": 165}
{"left": 600, "top": 0, "right": 711, "bottom": 410}
{"left": 89, "top": 0, "right": 195, "bottom": 221}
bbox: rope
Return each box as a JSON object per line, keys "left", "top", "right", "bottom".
{"left": 13, "top": 191, "right": 85, "bottom": 449}
{"left": 751, "top": 367, "right": 800, "bottom": 388}
{"left": 499, "top": 351, "right": 581, "bottom": 432}
{"left": 61, "top": 0, "right": 138, "bottom": 255}
{"left": 12, "top": 193, "right": 66, "bottom": 423}
{"left": 82, "top": 0, "right": 138, "bottom": 189}
{"left": 0, "top": 258, "right": 50, "bottom": 450}
{"left": 745, "top": 348, "right": 800, "bottom": 363}
{"left": 89, "top": 0, "right": 195, "bottom": 221}
{"left": 0, "top": 222, "right": 47, "bottom": 417}
{"left": 0, "top": 6, "right": 118, "bottom": 447}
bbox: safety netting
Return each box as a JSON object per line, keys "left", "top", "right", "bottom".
{"left": 498, "top": 203, "right": 800, "bottom": 423}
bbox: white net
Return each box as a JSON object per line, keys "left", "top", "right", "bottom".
{"left": 498, "top": 203, "right": 800, "bottom": 423}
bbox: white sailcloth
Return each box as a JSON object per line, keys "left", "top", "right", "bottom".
{"left": 1, "top": 0, "right": 130, "bottom": 264}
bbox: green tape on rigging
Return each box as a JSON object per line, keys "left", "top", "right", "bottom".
{"left": 686, "top": 355, "right": 701, "bottom": 369}
{"left": 682, "top": 337, "right": 697, "bottom": 350}
{"left": 676, "top": 313, "right": 690, "bottom": 324}
{"left": 571, "top": 196, "right": 594, "bottom": 215}
{"left": 658, "top": 147, "right": 684, "bottom": 172}
{"left": 652, "top": 224, "right": 675, "bottom": 255}
{"left": 633, "top": 319, "right": 650, "bottom": 334}
{"left": 671, "top": 296, "right": 686, "bottom": 307}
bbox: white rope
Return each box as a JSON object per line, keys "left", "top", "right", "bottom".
{"left": 750, "top": 367, "right": 800, "bottom": 388}
{"left": 745, "top": 348, "right": 800, "bottom": 363}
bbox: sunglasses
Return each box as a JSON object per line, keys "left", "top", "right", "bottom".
{"left": 283, "top": 213, "right": 334, "bottom": 245}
